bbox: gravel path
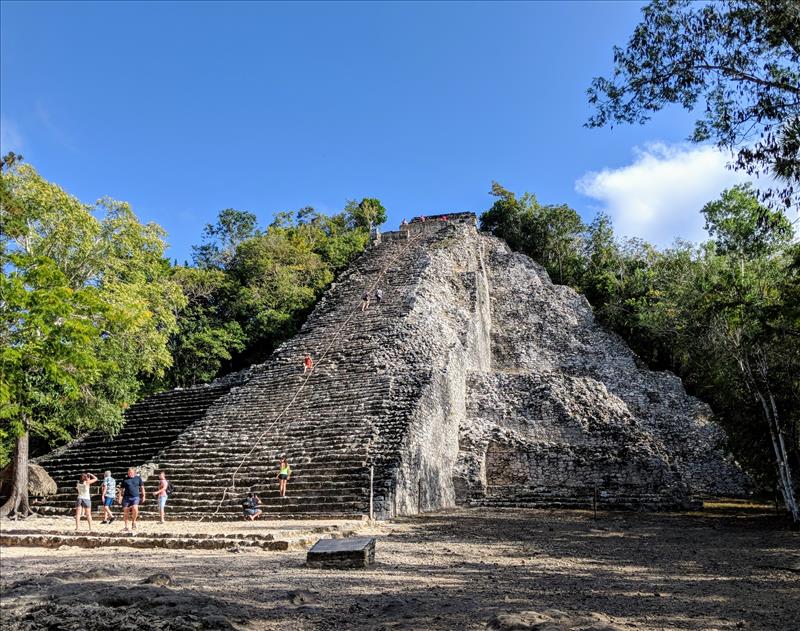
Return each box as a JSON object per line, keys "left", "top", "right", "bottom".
{"left": 1, "top": 507, "right": 798, "bottom": 630}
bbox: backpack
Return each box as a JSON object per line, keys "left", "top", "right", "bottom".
{"left": 166, "top": 481, "right": 175, "bottom": 497}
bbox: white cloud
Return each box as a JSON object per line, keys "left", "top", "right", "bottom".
{"left": 0, "top": 117, "right": 24, "bottom": 154}
{"left": 576, "top": 143, "right": 751, "bottom": 247}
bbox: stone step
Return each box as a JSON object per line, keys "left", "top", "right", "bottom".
{"left": 31, "top": 225, "right": 447, "bottom": 519}
{"left": 0, "top": 532, "right": 312, "bottom": 551}
{"left": 32, "top": 504, "right": 367, "bottom": 520}
{"left": 46, "top": 455, "right": 368, "bottom": 472}
{"left": 49, "top": 484, "right": 369, "bottom": 502}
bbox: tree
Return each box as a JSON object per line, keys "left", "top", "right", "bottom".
{"left": 153, "top": 267, "right": 246, "bottom": 389}
{"left": 346, "top": 198, "right": 387, "bottom": 230}
{"left": 154, "top": 203, "right": 371, "bottom": 385}
{"left": 480, "top": 182, "right": 586, "bottom": 286}
{"left": 0, "top": 164, "right": 182, "bottom": 517}
{"left": 587, "top": 0, "right": 800, "bottom": 208}
{"left": 192, "top": 208, "right": 260, "bottom": 269}
{"left": 702, "top": 184, "right": 793, "bottom": 260}
{"left": 229, "top": 229, "right": 333, "bottom": 361}
{"left": 582, "top": 213, "right": 623, "bottom": 310}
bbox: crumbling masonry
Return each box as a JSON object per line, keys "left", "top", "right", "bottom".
{"left": 35, "top": 215, "right": 747, "bottom": 518}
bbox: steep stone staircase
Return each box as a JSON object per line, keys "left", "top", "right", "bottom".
{"left": 154, "top": 226, "right": 443, "bottom": 519}
{"left": 34, "top": 221, "right": 454, "bottom": 519}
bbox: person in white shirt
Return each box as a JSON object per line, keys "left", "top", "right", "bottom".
{"left": 75, "top": 472, "right": 98, "bottom": 532}
{"left": 101, "top": 471, "right": 116, "bottom": 525}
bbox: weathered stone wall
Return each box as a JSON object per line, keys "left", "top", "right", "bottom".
{"left": 453, "top": 234, "right": 748, "bottom": 509}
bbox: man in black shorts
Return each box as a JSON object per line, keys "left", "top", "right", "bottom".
{"left": 121, "top": 467, "right": 145, "bottom": 534}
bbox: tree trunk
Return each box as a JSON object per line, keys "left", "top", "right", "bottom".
{"left": 742, "top": 355, "right": 800, "bottom": 526}
{"left": 0, "top": 431, "right": 32, "bottom": 519}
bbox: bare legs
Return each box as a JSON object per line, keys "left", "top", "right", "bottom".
{"left": 123, "top": 504, "right": 139, "bottom": 531}
{"left": 74, "top": 505, "right": 92, "bottom": 532}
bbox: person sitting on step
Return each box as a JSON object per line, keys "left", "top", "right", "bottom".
{"left": 303, "top": 353, "right": 313, "bottom": 374}
{"left": 277, "top": 457, "right": 292, "bottom": 498}
{"left": 242, "top": 493, "right": 262, "bottom": 521}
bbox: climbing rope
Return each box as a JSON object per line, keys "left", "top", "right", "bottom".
{"left": 201, "top": 226, "right": 425, "bottom": 519}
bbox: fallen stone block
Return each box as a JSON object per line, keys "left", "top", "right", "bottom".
{"left": 306, "top": 536, "right": 375, "bottom": 569}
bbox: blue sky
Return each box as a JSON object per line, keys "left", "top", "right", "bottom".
{"left": 1, "top": 1, "right": 751, "bottom": 261}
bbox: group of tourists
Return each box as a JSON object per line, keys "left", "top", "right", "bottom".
{"left": 74, "top": 467, "right": 170, "bottom": 534}
{"left": 74, "top": 458, "right": 293, "bottom": 530}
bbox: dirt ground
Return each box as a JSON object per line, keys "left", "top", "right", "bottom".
{"left": 1, "top": 506, "right": 798, "bottom": 631}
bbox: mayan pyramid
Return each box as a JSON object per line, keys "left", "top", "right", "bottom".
{"left": 34, "top": 214, "right": 746, "bottom": 519}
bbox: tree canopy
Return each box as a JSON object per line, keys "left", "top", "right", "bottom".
{"left": 0, "top": 163, "right": 183, "bottom": 515}
{"left": 150, "top": 205, "right": 373, "bottom": 389}
{"left": 587, "top": 0, "right": 800, "bottom": 208}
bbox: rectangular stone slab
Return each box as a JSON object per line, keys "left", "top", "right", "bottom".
{"left": 306, "top": 537, "right": 376, "bottom": 569}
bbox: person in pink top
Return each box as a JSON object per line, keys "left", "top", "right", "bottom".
{"left": 155, "top": 471, "right": 169, "bottom": 524}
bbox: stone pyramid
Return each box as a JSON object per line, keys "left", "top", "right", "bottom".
{"left": 35, "top": 214, "right": 746, "bottom": 519}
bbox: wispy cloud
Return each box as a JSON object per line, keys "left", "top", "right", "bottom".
{"left": 35, "top": 101, "right": 77, "bottom": 151}
{"left": 0, "top": 117, "right": 24, "bottom": 154}
{"left": 576, "top": 143, "right": 751, "bottom": 247}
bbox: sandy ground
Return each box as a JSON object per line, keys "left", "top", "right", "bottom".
{"left": 1, "top": 506, "right": 798, "bottom": 631}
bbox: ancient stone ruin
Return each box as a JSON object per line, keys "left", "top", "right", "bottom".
{"left": 34, "top": 214, "right": 747, "bottom": 519}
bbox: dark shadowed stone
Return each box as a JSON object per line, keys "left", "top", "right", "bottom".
{"left": 141, "top": 573, "right": 172, "bottom": 586}
{"left": 306, "top": 536, "right": 375, "bottom": 569}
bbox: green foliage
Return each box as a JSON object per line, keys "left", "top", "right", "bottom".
{"left": 345, "top": 197, "right": 388, "bottom": 229}
{"left": 193, "top": 208, "right": 260, "bottom": 269}
{"left": 702, "top": 184, "right": 793, "bottom": 258}
{"left": 480, "top": 182, "right": 585, "bottom": 286}
{"left": 587, "top": 0, "right": 800, "bottom": 208}
{"left": 0, "top": 164, "right": 183, "bottom": 467}
{"left": 481, "top": 182, "right": 799, "bottom": 495}
{"left": 154, "top": 204, "right": 369, "bottom": 388}
{"left": 153, "top": 267, "right": 246, "bottom": 389}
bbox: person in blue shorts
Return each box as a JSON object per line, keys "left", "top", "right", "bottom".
{"left": 155, "top": 471, "right": 169, "bottom": 524}
{"left": 242, "top": 493, "right": 262, "bottom": 521}
{"left": 121, "top": 467, "right": 145, "bottom": 534}
{"left": 101, "top": 470, "right": 116, "bottom": 524}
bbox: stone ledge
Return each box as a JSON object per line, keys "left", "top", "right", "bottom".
{"left": 0, "top": 533, "right": 309, "bottom": 551}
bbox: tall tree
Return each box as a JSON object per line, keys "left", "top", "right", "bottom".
{"left": 587, "top": 0, "right": 800, "bottom": 208}
{"left": 0, "top": 164, "right": 182, "bottom": 517}
{"left": 345, "top": 198, "right": 387, "bottom": 230}
{"left": 480, "top": 182, "right": 586, "bottom": 286}
{"left": 192, "top": 208, "right": 260, "bottom": 269}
